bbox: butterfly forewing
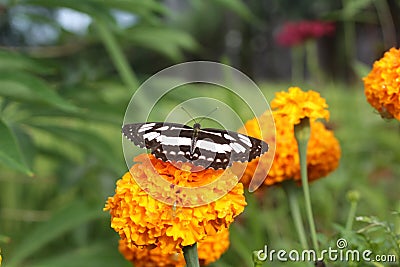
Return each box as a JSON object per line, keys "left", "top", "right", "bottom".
{"left": 122, "top": 122, "right": 268, "bottom": 169}
{"left": 122, "top": 122, "right": 190, "bottom": 148}
{"left": 122, "top": 122, "right": 200, "bottom": 164}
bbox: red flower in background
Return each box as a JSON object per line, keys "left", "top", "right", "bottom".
{"left": 276, "top": 20, "right": 335, "bottom": 47}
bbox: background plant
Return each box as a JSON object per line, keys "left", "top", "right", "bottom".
{"left": 0, "top": 0, "right": 399, "bottom": 266}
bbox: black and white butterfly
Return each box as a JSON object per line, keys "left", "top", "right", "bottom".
{"left": 122, "top": 122, "right": 269, "bottom": 170}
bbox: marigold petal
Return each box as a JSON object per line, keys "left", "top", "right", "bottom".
{"left": 104, "top": 155, "right": 246, "bottom": 254}
{"left": 237, "top": 87, "right": 340, "bottom": 186}
{"left": 271, "top": 87, "right": 329, "bottom": 124}
{"left": 118, "top": 228, "right": 230, "bottom": 267}
{"left": 363, "top": 47, "right": 400, "bottom": 120}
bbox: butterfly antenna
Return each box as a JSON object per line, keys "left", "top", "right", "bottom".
{"left": 181, "top": 106, "right": 198, "bottom": 124}
{"left": 198, "top": 107, "right": 218, "bottom": 124}
{"left": 181, "top": 106, "right": 218, "bottom": 124}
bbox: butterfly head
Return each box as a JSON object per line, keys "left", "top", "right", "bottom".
{"left": 192, "top": 123, "right": 201, "bottom": 131}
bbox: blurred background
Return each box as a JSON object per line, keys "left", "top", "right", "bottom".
{"left": 0, "top": 0, "right": 399, "bottom": 266}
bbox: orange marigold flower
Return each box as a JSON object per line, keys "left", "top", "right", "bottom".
{"left": 239, "top": 114, "right": 340, "bottom": 186}
{"left": 363, "top": 47, "right": 400, "bottom": 120}
{"left": 271, "top": 87, "right": 329, "bottom": 124}
{"left": 104, "top": 154, "right": 246, "bottom": 254}
{"left": 118, "top": 228, "right": 230, "bottom": 267}
{"left": 237, "top": 88, "right": 340, "bottom": 186}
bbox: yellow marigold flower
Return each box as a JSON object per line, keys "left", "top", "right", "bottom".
{"left": 118, "top": 228, "right": 230, "bottom": 267}
{"left": 271, "top": 86, "right": 329, "bottom": 124}
{"left": 104, "top": 154, "right": 246, "bottom": 254}
{"left": 239, "top": 114, "right": 340, "bottom": 186}
{"left": 237, "top": 88, "right": 340, "bottom": 186}
{"left": 363, "top": 47, "right": 400, "bottom": 120}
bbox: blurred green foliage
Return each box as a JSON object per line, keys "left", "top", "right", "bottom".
{"left": 0, "top": 0, "right": 399, "bottom": 267}
{"left": 0, "top": 0, "right": 201, "bottom": 266}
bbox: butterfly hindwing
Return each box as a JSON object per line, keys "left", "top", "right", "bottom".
{"left": 199, "top": 128, "right": 267, "bottom": 163}
{"left": 122, "top": 122, "right": 268, "bottom": 169}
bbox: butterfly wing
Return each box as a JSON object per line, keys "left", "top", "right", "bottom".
{"left": 197, "top": 128, "right": 269, "bottom": 169}
{"left": 122, "top": 122, "right": 269, "bottom": 170}
{"left": 122, "top": 122, "right": 196, "bottom": 163}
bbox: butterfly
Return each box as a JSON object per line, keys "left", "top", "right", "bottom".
{"left": 122, "top": 122, "right": 269, "bottom": 170}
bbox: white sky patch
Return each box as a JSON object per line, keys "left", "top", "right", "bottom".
{"left": 57, "top": 8, "right": 91, "bottom": 35}
{"left": 10, "top": 6, "right": 59, "bottom": 45}
{"left": 111, "top": 10, "right": 138, "bottom": 28}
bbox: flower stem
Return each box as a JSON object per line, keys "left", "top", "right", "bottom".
{"left": 291, "top": 45, "right": 304, "bottom": 83}
{"left": 341, "top": 0, "right": 356, "bottom": 76}
{"left": 183, "top": 243, "right": 200, "bottom": 267}
{"left": 294, "top": 118, "right": 319, "bottom": 254}
{"left": 283, "top": 180, "right": 309, "bottom": 250}
{"left": 305, "top": 40, "right": 322, "bottom": 83}
{"left": 373, "top": 0, "right": 397, "bottom": 49}
{"left": 345, "top": 190, "right": 360, "bottom": 231}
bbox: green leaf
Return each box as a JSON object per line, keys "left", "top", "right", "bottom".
{"left": 25, "top": 0, "right": 115, "bottom": 27}
{"left": 325, "top": 0, "right": 376, "bottom": 22}
{"left": 6, "top": 200, "right": 103, "bottom": 267}
{"left": 11, "top": 124, "right": 37, "bottom": 171}
{"left": 214, "top": 0, "right": 256, "bottom": 22}
{"left": 229, "top": 224, "right": 254, "bottom": 267}
{"left": 32, "top": 125, "right": 124, "bottom": 173}
{"left": 27, "top": 0, "right": 165, "bottom": 19}
{"left": 0, "top": 50, "right": 54, "bottom": 74}
{"left": 97, "top": 0, "right": 168, "bottom": 25}
{"left": 124, "top": 26, "right": 198, "bottom": 61}
{"left": 0, "top": 71, "right": 78, "bottom": 112}
{"left": 28, "top": 242, "right": 131, "bottom": 267}
{"left": 92, "top": 0, "right": 165, "bottom": 12}
{"left": 342, "top": 0, "right": 374, "bottom": 17}
{"left": 353, "top": 60, "right": 371, "bottom": 79}
{"left": 0, "top": 119, "right": 33, "bottom": 175}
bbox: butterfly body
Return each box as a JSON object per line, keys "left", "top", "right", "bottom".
{"left": 122, "top": 122, "right": 268, "bottom": 170}
{"left": 190, "top": 123, "right": 201, "bottom": 155}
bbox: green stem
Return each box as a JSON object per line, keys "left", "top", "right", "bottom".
{"left": 345, "top": 201, "right": 358, "bottom": 231}
{"left": 283, "top": 181, "right": 309, "bottom": 250}
{"left": 341, "top": 0, "right": 356, "bottom": 77}
{"left": 305, "top": 40, "right": 322, "bottom": 83}
{"left": 291, "top": 45, "right": 304, "bottom": 83}
{"left": 94, "top": 19, "right": 139, "bottom": 91}
{"left": 183, "top": 243, "right": 200, "bottom": 267}
{"left": 294, "top": 118, "right": 319, "bottom": 254}
{"left": 345, "top": 190, "right": 360, "bottom": 231}
{"left": 373, "top": 0, "right": 396, "bottom": 49}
